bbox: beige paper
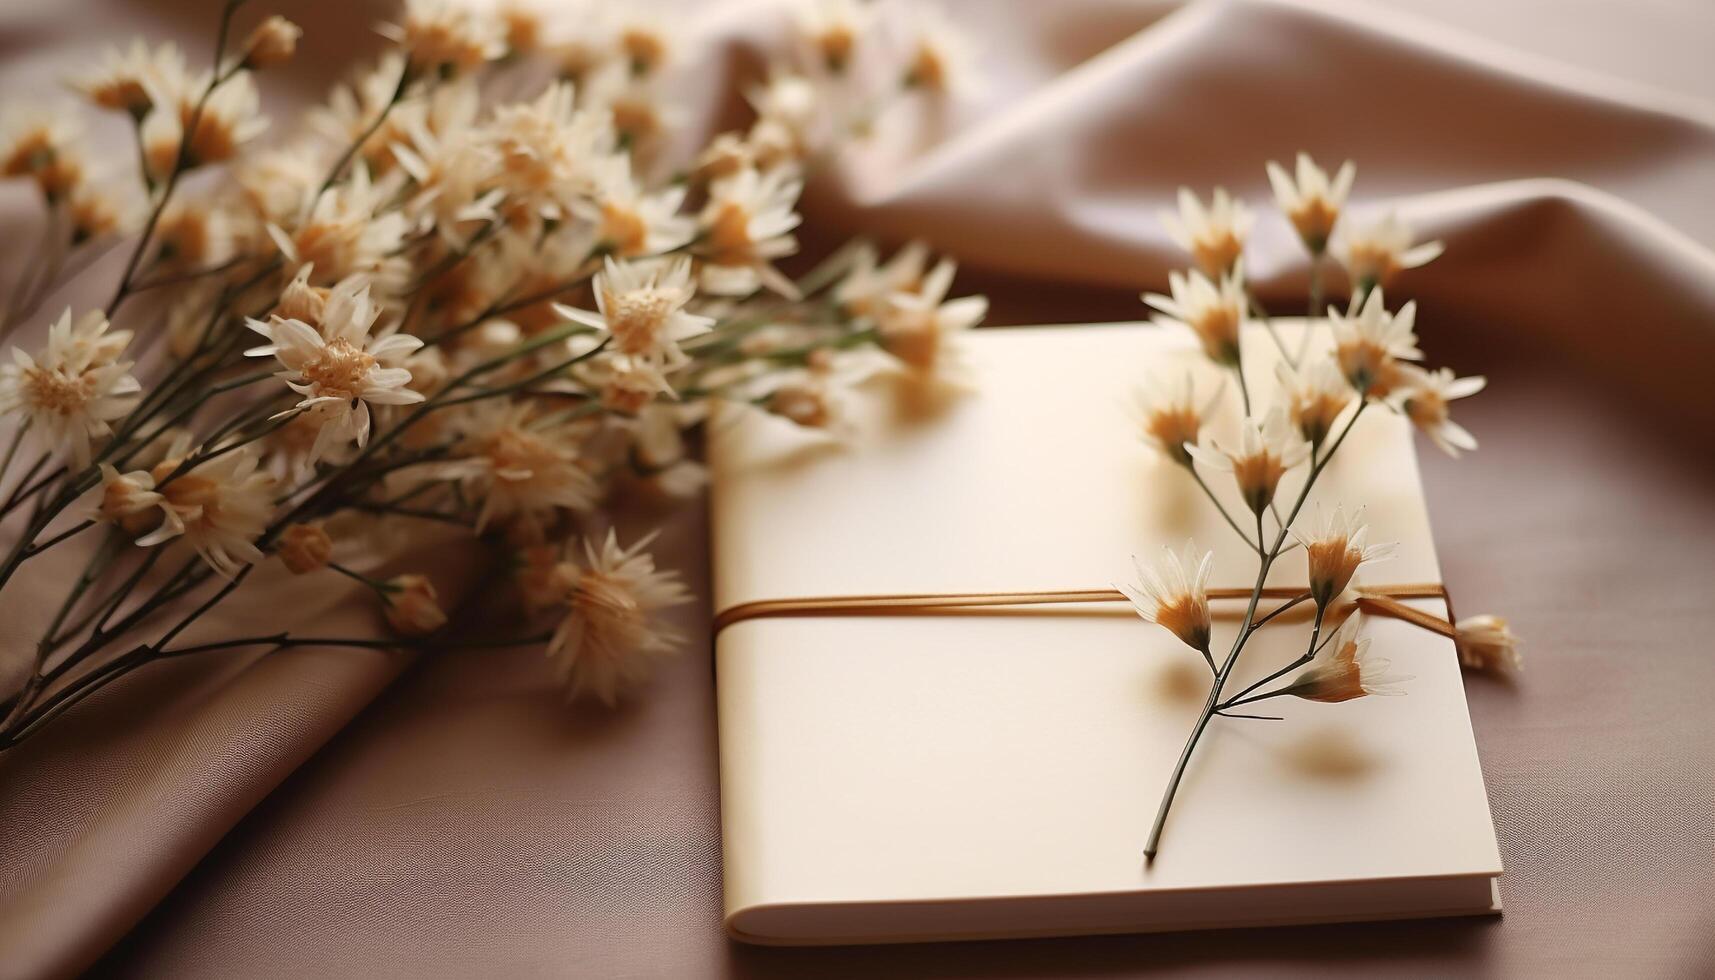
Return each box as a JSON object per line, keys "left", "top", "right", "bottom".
{"left": 710, "top": 323, "right": 1502, "bottom": 944}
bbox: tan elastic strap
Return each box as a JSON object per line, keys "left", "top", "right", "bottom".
{"left": 714, "top": 583, "right": 1455, "bottom": 637}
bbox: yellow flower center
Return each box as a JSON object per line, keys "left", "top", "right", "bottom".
{"left": 1192, "top": 231, "right": 1243, "bottom": 279}
{"left": 603, "top": 287, "right": 678, "bottom": 356}
{"left": 1145, "top": 406, "right": 1200, "bottom": 465}
{"left": 300, "top": 338, "right": 376, "bottom": 399}
{"left": 21, "top": 366, "right": 92, "bottom": 415}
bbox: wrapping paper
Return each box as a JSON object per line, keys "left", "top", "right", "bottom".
{"left": 1, "top": 0, "right": 1712, "bottom": 976}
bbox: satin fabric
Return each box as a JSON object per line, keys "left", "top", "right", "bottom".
{"left": 2, "top": 0, "right": 1712, "bottom": 976}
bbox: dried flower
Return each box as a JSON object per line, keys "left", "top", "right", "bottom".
{"left": 382, "top": 0, "right": 505, "bottom": 76}
{"left": 546, "top": 530, "right": 691, "bottom": 705}
{"left": 275, "top": 265, "right": 329, "bottom": 325}
{"left": 1161, "top": 187, "right": 1252, "bottom": 279}
{"left": 1266, "top": 153, "right": 1354, "bottom": 254}
{"left": 696, "top": 166, "right": 804, "bottom": 298}
{"left": 0, "top": 308, "right": 140, "bottom": 467}
{"left": 383, "top": 573, "right": 448, "bottom": 635}
{"left": 899, "top": 2, "right": 976, "bottom": 95}
{"left": 1329, "top": 288, "right": 1422, "bottom": 398}
{"left": 68, "top": 181, "right": 136, "bottom": 244}
{"left": 793, "top": 0, "right": 870, "bottom": 74}
{"left": 1131, "top": 371, "right": 1221, "bottom": 467}
{"left": 1185, "top": 408, "right": 1311, "bottom": 515}
{"left": 70, "top": 39, "right": 189, "bottom": 118}
{"left": 137, "top": 444, "right": 275, "bottom": 579}
{"left": 93, "top": 463, "right": 164, "bottom": 537}
{"left": 631, "top": 405, "right": 707, "bottom": 499}
{"left": 836, "top": 240, "right": 930, "bottom": 318}
{"left": 1142, "top": 266, "right": 1247, "bottom": 367}
{"left": 141, "top": 71, "right": 268, "bottom": 177}
{"left": 1120, "top": 541, "right": 1215, "bottom": 656}
{"left": 440, "top": 401, "right": 600, "bottom": 535}
{"left": 1456, "top": 614, "right": 1522, "bottom": 673}
{"left": 1280, "top": 615, "right": 1410, "bottom": 702}
{"left": 267, "top": 164, "right": 409, "bottom": 286}
{"left": 556, "top": 256, "right": 713, "bottom": 374}
{"left": 245, "top": 276, "right": 426, "bottom": 462}
{"left": 241, "top": 15, "right": 303, "bottom": 70}
{"left": 1291, "top": 505, "right": 1397, "bottom": 608}
{"left": 1334, "top": 212, "right": 1443, "bottom": 293}
{"left": 617, "top": 13, "right": 672, "bottom": 78}
{"left": 1395, "top": 366, "right": 1486, "bottom": 457}
{"left": 277, "top": 523, "right": 334, "bottom": 574}
{"left": 1276, "top": 358, "right": 1354, "bottom": 447}
{"left": 577, "top": 158, "right": 694, "bottom": 257}
{"left": 875, "top": 257, "right": 987, "bottom": 378}
{"left": 0, "top": 105, "right": 85, "bottom": 201}
{"left": 154, "top": 200, "right": 234, "bottom": 272}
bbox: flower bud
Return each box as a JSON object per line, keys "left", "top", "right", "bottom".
{"left": 383, "top": 574, "right": 447, "bottom": 635}
{"left": 277, "top": 522, "right": 333, "bottom": 575}
{"left": 1455, "top": 614, "right": 1522, "bottom": 673}
{"left": 241, "top": 16, "right": 303, "bottom": 70}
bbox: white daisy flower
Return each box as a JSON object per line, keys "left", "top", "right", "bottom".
{"left": 1161, "top": 187, "right": 1253, "bottom": 279}
{"left": 695, "top": 166, "right": 804, "bottom": 298}
{"left": 141, "top": 70, "right": 268, "bottom": 179}
{"left": 792, "top": 0, "right": 872, "bottom": 74}
{"left": 1280, "top": 615, "right": 1410, "bottom": 702}
{"left": 267, "top": 163, "right": 410, "bottom": 289}
{"left": 245, "top": 276, "right": 425, "bottom": 462}
{"left": 380, "top": 0, "right": 506, "bottom": 76}
{"left": 1185, "top": 407, "right": 1311, "bottom": 515}
{"left": 546, "top": 529, "right": 692, "bottom": 705}
{"left": 1143, "top": 265, "right": 1248, "bottom": 367}
{"left": 835, "top": 240, "right": 931, "bottom": 318}
{"left": 898, "top": 1, "right": 978, "bottom": 96}
{"left": 1130, "top": 370, "right": 1223, "bottom": 467}
{"left": 1119, "top": 540, "right": 1215, "bottom": 657}
{"left": 1329, "top": 288, "right": 1423, "bottom": 397}
{"left": 1266, "top": 153, "right": 1355, "bottom": 254}
{"left": 70, "top": 39, "right": 190, "bottom": 119}
{"left": 0, "top": 102, "right": 85, "bottom": 201}
{"left": 438, "top": 400, "right": 600, "bottom": 536}
{"left": 1333, "top": 212, "right": 1443, "bottom": 292}
{"left": 0, "top": 308, "right": 140, "bottom": 467}
{"left": 1290, "top": 504, "right": 1398, "bottom": 608}
{"left": 131, "top": 439, "right": 275, "bottom": 579}
{"left": 1275, "top": 357, "right": 1354, "bottom": 447}
{"left": 1395, "top": 365, "right": 1486, "bottom": 457}
{"left": 555, "top": 255, "right": 714, "bottom": 375}
{"left": 575, "top": 156, "right": 695, "bottom": 257}
{"left": 874, "top": 256, "right": 987, "bottom": 379}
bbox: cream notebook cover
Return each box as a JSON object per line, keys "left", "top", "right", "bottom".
{"left": 709, "top": 323, "right": 1502, "bottom": 946}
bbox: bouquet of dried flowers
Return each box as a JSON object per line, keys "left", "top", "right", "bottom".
{"left": 0, "top": 0, "right": 986, "bottom": 747}
{"left": 1131, "top": 155, "right": 1521, "bottom": 860}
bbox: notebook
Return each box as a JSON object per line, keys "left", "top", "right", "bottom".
{"left": 708, "top": 322, "right": 1503, "bottom": 945}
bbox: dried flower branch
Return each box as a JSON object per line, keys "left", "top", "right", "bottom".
{"left": 1135, "top": 157, "right": 1517, "bottom": 862}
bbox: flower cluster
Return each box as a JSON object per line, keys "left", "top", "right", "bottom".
{"left": 1128, "top": 155, "right": 1519, "bottom": 861}
{"left": 0, "top": 0, "right": 984, "bottom": 748}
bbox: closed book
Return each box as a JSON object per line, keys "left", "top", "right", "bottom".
{"left": 708, "top": 322, "right": 1503, "bottom": 945}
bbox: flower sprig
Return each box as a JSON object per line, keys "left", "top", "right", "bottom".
{"left": 1130, "top": 155, "right": 1519, "bottom": 862}
{"left": 0, "top": 0, "right": 984, "bottom": 749}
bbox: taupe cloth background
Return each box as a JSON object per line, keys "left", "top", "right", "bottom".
{"left": 3, "top": 0, "right": 1714, "bottom": 977}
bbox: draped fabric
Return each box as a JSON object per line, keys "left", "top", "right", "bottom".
{"left": 2, "top": 0, "right": 1712, "bottom": 976}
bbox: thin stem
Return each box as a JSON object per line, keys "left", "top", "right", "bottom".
{"left": 1231, "top": 360, "right": 1251, "bottom": 416}
{"left": 1221, "top": 604, "right": 1326, "bottom": 708}
{"left": 1214, "top": 710, "right": 1283, "bottom": 721}
{"left": 1247, "top": 592, "right": 1311, "bottom": 632}
{"left": 21, "top": 519, "right": 95, "bottom": 558}
{"left": 1188, "top": 468, "right": 1261, "bottom": 555}
{"left": 318, "top": 64, "right": 412, "bottom": 195}
{"left": 1246, "top": 289, "right": 1295, "bottom": 369}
